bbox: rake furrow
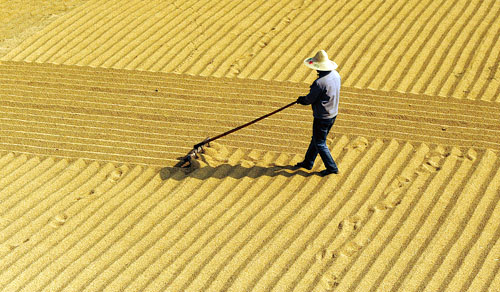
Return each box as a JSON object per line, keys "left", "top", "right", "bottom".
{"left": 0, "top": 62, "right": 499, "bottom": 168}
{"left": 1, "top": 1, "right": 500, "bottom": 291}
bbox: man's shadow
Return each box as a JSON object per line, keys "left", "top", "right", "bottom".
{"left": 159, "top": 162, "right": 319, "bottom": 181}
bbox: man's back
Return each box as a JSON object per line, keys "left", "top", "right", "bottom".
{"left": 312, "top": 70, "right": 341, "bottom": 119}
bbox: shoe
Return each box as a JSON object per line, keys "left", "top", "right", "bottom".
{"left": 320, "top": 168, "right": 338, "bottom": 176}
{"left": 294, "top": 162, "right": 313, "bottom": 170}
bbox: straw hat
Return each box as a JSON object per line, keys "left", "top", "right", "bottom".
{"left": 304, "top": 50, "right": 338, "bottom": 71}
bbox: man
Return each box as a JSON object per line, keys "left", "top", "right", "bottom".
{"left": 295, "top": 50, "right": 340, "bottom": 176}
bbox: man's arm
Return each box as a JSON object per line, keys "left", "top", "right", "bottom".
{"left": 297, "top": 81, "right": 322, "bottom": 105}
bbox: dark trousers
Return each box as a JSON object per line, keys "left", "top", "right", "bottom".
{"left": 303, "top": 116, "right": 338, "bottom": 171}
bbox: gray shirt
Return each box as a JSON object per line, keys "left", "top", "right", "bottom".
{"left": 298, "top": 70, "right": 340, "bottom": 119}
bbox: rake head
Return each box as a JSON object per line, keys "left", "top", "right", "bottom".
{"left": 175, "top": 138, "right": 211, "bottom": 168}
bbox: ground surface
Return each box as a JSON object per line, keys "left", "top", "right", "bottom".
{"left": 0, "top": 1, "right": 499, "bottom": 292}
{"left": 0, "top": 0, "right": 89, "bottom": 57}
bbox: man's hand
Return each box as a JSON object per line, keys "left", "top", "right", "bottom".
{"left": 296, "top": 96, "right": 305, "bottom": 104}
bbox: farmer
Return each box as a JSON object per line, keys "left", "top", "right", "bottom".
{"left": 295, "top": 50, "right": 340, "bottom": 176}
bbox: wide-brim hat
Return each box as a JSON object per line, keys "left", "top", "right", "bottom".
{"left": 304, "top": 50, "right": 338, "bottom": 71}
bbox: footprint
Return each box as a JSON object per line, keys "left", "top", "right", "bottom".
{"left": 76, "top": 188, "right": 98, "bottom": 200}
{"left": 7, "top": 237, "right": 30, "bottom": 250}
{"left": 383, "top": 183, "right": 402, "bottom": 196}
{"left": 369, "top": 199, "right": 401, "bottom": 212}
{"left": 417, "top": 147, "right": 449, "bottom": 174}
{"left": 466, "top": 149, "right": 477, "bottom": 161}
{"left": 316, "top": 248, "right": 336, "bottom": 262}
{"left": 387, "top": 198, "right": 402, "bottom": 208}
{"left": 369, "top": 202, "right": 388, "bottom": 212}
{"left": 340, "top": 241, "right": 362, "bottom": 257}
{"left": 345, "top": 137, "right": 369, "bottom": 151}
{"left": 396, "top": 174, "right": 412, "bottom": 185}
{"left": 426, "top": 146, "right": 446, "bottom": 157}
{"left": 449, "top": 147, "right": 464, "bottom": 159}
{"left": 339, "top": 237, "right": 370, "bottom": 259}
{"left": 417, "top": 161, "right": 441, "bottom": 173}
{"left": 229, "top": 64, "right": 241, "bottom": 75}
{"left": 229, "top": 53, "right": 253, "bottom": 76}
{"left": 417, "top": 154, "right": 443, "bottom": 174}
{"left": 107, "top": 169, "right": 123, "bottom": 182}
{"left": 381, "top": 176, "right": 412, "bottom": 196}
{"left": 258, "top": 34, "right": 273, "bottom": 47}
{"left": 338, "top": 215, "right": 362, "bottom": 231}
{"left": 321, "top": 274, "right": 339, "bottom": 291}
{"left": 349, "top": 215, "right": 362, "bottom": 230}
{"left": 7, "top": 243, "right": 20, "bottom": 251}
{"left": 426, "top": 157, "right": 441, "bottom": 168}
{"left": 257, "top": 41, "right": 267, "bottom": 48}
{"left": 383, "top": 173, "right": 413, "bottom": 196}
{"left": 49, "top": 213, "right": 68, "bottom": 228}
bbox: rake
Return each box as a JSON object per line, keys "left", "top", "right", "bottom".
{"left": 176, "top": 100, "right": 297, "bottom": 168}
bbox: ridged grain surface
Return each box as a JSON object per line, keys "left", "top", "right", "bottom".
{"left": 0, "top": 61, "right": 499, "bottom": 292}
{"left": 0, "top": 61, "right": 499, "bottom": 167}
{"left": 1, "top": 0, "right": 500, "bottom": 291}
{"left": 2, "top": 0, "right": 500, "bottom": 102}
{"left": 1, "top": 141, "right": 499, "bottom": 292}
{"left": 0, "top": 0, "right": 89, "bottom": 57}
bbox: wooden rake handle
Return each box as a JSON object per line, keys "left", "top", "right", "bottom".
{"left": 193, "top": 100, "right": 297, "bottom": 149}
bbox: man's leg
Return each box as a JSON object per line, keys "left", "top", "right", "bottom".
{"left": 300, "top": 137, "right": 318, "bottom": 169}
{"left": 315, "top": 117, "right": 338, "bottom": 173}
{"left": 296, "top": 119, "right": 320, "bottom": 170}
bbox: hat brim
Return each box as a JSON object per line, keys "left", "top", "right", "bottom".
{"left": 304, "top": 58, "right": 338, "bottom": 71}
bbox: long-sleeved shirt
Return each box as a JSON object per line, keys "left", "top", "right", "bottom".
{"left": 297, "top": 70, "right": 341, "bottom": 119}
